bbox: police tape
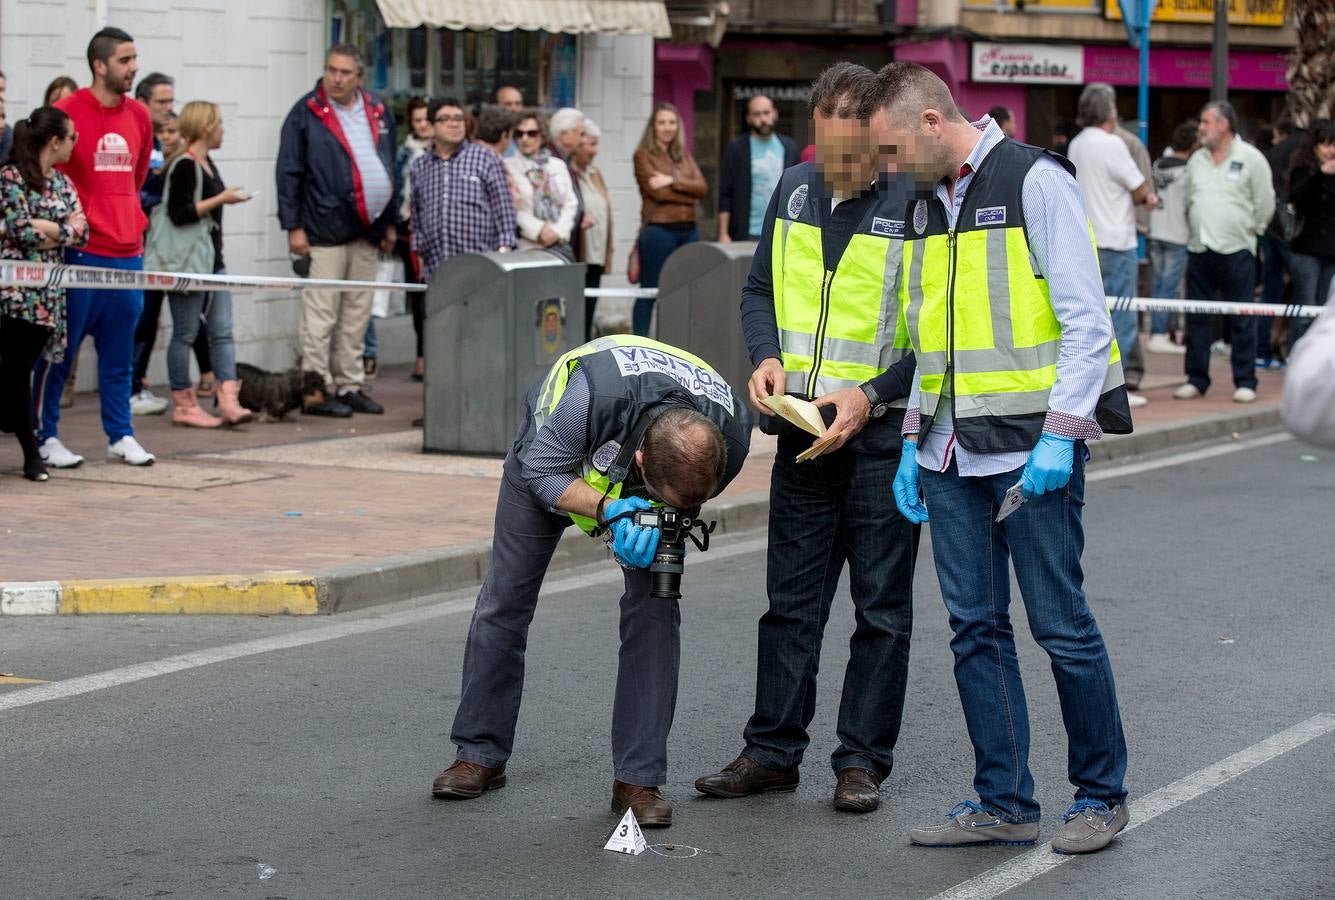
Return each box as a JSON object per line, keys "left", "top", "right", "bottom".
{"left": 0, "top": 260, "right": 424, "bottom": 294}
{"left": 1106, "top": 296, "right": 1324, "bottom": 318}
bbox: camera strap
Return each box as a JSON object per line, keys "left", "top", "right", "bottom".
{"left": 603, "top": 403, "right": 673, "bottom": 487}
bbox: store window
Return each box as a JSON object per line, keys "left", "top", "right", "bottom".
{"left": 330, "top": 0, "right": 578, "bottom": 108}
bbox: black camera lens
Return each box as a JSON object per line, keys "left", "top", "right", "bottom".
{"left": 649, "top": 544, "right": 685, "bottom": 600}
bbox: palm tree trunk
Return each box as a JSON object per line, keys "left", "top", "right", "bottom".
{"left": 1287, "top": 0, "right": 1335, "bottom": 126}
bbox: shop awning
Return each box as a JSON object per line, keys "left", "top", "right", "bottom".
{"left": 374, "top": 0, "right": 672, "bottom": 37}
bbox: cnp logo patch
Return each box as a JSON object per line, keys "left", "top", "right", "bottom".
{"left": 871, "top": 217, "right": 904, "bottom": 238}
{"left": 787, "top": 184, "right": 809, "bottom": 219}
{"left": 913, "top": 200, "right": 929, "bottom": 235}
{"left": 592, "top": 440, "right": 622, "bottom": 472}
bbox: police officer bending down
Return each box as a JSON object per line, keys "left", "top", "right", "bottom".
{"left": 432, "top": 336, "right": 750, "bottom": 829}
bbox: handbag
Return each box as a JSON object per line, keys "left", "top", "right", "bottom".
{"left": 143, "top": 155, "right": 215, "bottom": 274}
{"left": 370, "top": 254, "right": 405, "bottom": 318}
{"left": 1276, "top": 202, "right": 1305, "bottom": 244}
{"left": 627, "top": 199, "right": 657, "bottom": 285}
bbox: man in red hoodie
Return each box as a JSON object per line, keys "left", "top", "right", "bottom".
{"left": 33, "top": 26, "right": 156, "bottom": 467}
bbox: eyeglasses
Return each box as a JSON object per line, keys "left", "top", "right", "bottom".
{"left": 514, "top": 129, "right": 542, "bottom": 138}
{"left": 434, "top": 114, "right": 465, "bottom": 124}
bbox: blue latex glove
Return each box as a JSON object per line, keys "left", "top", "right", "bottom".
{"left": 603, "top": 495, "right": 652, "bottom": 529}
{"left": 892, "top": 440, "right": 929, "bottom": 524}
{"left": 1020, "top": 433, "right": 1075, "bottom": 499}
{"left": 604, "top": 496, "right": 660, "bottom": 568}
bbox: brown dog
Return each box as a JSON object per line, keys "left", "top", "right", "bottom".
{"left": 235, "top": 363, "right": 326, "bottom": 422}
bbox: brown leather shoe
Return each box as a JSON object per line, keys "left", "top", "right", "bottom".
{"left": 833, "top": 767, "right": 880, "bottom": 813}
{"left": 611, "top": 780, "right": 673, "bottom": 828}
{"left": 694, "top": 755, "right": 799, "bottom": 798}
{"left": 431, "top": 759, "right": 506, "bottom": 799}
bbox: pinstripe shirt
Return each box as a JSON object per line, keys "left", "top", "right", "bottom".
{"left": 903, "top": 117, "right": 1114, "bottom": 477}
{"left": 521, "top": 367, "right": 593, "bottom": 508}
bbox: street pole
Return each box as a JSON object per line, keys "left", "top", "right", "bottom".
{"left": 1137, "top": 3, "right": 1150, "bottom": 149}
{"left": 1211, "top": 0, "right": 1229, "bottom": 101}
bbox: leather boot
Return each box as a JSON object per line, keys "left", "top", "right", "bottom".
{"left": 431, "top": 759, "right": 506, "bottom": 799}
{"left": 611, "top": 780, "right": 672, "bottom": 828}
{"left": 171, "top": 387, "right": 222, "bottom": 428}
{"left": 215, "top": 379, "right": 254, "bottom": 425}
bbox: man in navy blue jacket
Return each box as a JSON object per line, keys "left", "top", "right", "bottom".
{"left": 277, "top": 43, "right": 399, "bottom": 417}
{"left": 717, "top": 95, "right": 800, "bottom": 242}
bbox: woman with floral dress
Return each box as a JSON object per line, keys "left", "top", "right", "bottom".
{"left": 0, "top": 106, "right": 86, "bottom": 481}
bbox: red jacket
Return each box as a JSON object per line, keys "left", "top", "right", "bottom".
{"left": 55, "top": 88, "right": 153, "bottom": 257}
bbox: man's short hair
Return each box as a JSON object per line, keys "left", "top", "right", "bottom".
{"left": 1202, "top": 100, "right": 1238, "bottom": 135}
{"left": 988, "top": 105, "right": 1012, "bottom": 126}
{"left": 809, "top": 62, "right": 877, "bottom": 120}
{"left": 549, "top": 107, "right": 584, "bottom": 138}
{"left": 1076, "top": 82, "right": 1117, "bottom": 128}
{"left": 870, "top": 62, "right": 964, "bottom": 124}
{"left": 475, "top": 105, "right": 514, "bottom": 144}
{"left": 1171, "top": 119, "right": 1199, "bottom": 152}
{"left": 428, "top": 97, "right": 464, "bottom": 122}
{"left": 641, "top": 408, "right": 727, "bottom": 509}
{"left": 87, "top": 26, "right": 134, "bottom": 73}
{"left": 327, "top": 42, "right": 361, "bottom": 65}
{"left": 494, "top": 85, "right": 521, "bottom": 102}
{"left": 134, "top": 72, "right": 173, "bottom": 103}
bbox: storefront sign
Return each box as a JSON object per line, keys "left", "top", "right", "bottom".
{"left": 1106, "top": 0, "right": 1286, "bottom": 27}
{"left": 971, "top": 42, "right": 1084, "bottom": 84}
{"left": 1083, "top": 45, "right": 1288, "bottom": 91}
{"left": 963, "top": 0, "right": 1100, "bottom": 11}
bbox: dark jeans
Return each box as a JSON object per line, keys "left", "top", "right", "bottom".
{"left": 450, "top": 453, "right": 680, "bottom": 786}
{"left": 634, "top": 223, "right": 697, "bottom": 336}
{"left": 0, "top": 315, "right": 47, "bottom": 465}
{"left": 1257, "top": 235, "right": 1294, "bottom": 363}
{"left": 134, "top": 289, "right": 211, "bottom": 392}
{"left": 742, "top": 431, "right": 918, "bottom": 780}
{"left": 585, "top": 263, "right": 604, "bottom": 341}
{"left": 1185, "top": 249, "right": 1258, "bottom": 393}
{"left": 1288, "top": 252, "right": 1335, "bottom": 349}
{"left": 919, "top": 453, "right": 1127, "bottom": 823}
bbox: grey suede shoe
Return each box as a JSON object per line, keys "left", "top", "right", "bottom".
{"left": 910, "top": 801, "right": 1040, "bottom": 847}
{"left": 1051, "top": 800, "right": 1130, "bottom": 854}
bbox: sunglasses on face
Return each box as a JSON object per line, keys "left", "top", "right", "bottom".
{"left": 515, "top": 129, "right": 542, "bottom": 138}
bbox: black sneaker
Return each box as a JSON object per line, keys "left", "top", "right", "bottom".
{"left": 303, "top": 397, "right": 353, "bottom": 418}
{"left": 339, "top": 390, "right": 384, "bottom": 415}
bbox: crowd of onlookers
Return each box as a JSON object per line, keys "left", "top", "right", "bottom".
{"left": 0, "top": 30, "right": 1330, "bottom": 482}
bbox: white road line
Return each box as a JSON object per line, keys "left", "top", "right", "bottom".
{"left": 929, "top": 713, "right": 1335, "bottom": 900}
{"left": 0, "top": 536, "right": 770, "bottom": 714}
{"left": 1089, "top": 431, "right": 1292, "bottom": 482}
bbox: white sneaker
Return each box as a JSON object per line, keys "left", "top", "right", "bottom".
{"left": 108, "top": 435, "right": 155, "bottom": 466}
{"left": 1127, "top": 392, "right": 1148, "bottom": 408}
{"left": 1233, "top": 387, "right": 1257, "bottom": 403}
{"left": 1210, "top": 340, "right": 1231, "bottom": 356}
{"left": 38, "top": 436, "right": 84, "bottom": 468}
{"left": 130, "top": 389, "right": 169, "bottom": 416}
{"left": 1146, "top": 333, "right": 1185, "bottom": 355}
{"left": 1174, "top": 384, "right": 1203, "bottom": 400}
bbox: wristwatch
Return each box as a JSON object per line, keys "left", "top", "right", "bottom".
{"left": 859, "top": 380, "right": 889, "bottom": 419}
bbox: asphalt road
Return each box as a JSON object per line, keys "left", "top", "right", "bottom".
{"left": 2, "top": 432, "right": 1333, "bottom": 899}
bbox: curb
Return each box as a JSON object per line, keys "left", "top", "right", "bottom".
{"left": 0, "top": 407, "right": 1281, "bottom": 616}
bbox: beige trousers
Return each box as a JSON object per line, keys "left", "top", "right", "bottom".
{"left": 300, "top": 240, "right": 379, "bottom": 391}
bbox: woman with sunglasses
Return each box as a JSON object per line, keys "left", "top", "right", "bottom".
{"left": 0, "top": 106, "right": 86, "bottom": 480}
{"left": 503, "top": 109, "right": 578, "bottom": 257}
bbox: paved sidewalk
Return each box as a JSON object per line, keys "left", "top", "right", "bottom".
{"left": 0, "top": 343, "right": 1289, "bottom": 613}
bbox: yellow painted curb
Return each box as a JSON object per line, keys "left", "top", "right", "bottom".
{"left": 60, "top": 574, "right": 319, "bottom": 615}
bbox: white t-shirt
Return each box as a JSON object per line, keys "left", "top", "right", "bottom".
{"left": 1067, "top": 126, "right": 1145, "bottom": 251}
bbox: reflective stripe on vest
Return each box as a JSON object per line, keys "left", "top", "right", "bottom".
{"left": 771, "top": 216, "right": 910, "bottom": 402}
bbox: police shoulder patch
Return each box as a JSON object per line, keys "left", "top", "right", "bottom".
{"left": 787, "top": 184, "right": 809, "bottom": 219}
{"left": 913, "top": 200, "right": 929, "bottom": 235}
{"left": 592, "top": 440, "right": 622, "bottom": 472}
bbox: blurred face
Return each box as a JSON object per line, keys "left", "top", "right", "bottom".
{"left": 869, "top": 105, "right": 951, "bottom": 188}
{"left": 323, "top": 52, "right": 359, "bottom": 105}
{"left": 158, "top": 121, "right": 181, "bottom": 155}
{"left": 1198, "top": 108, "right": 1231, "bottom": 151}
{"left": 52, "top": 121, "right": 77, "bottom": 165}
{"left": 496, "top": 87, "right": 522, "bottom": 112}
{"left": 1317, "top": 139, "right": 1335, "bottom": 165}
{"left": 814, "top": 110, "right": 879, "bottom": 195}
{"left": 208, "top": 115, "right": 224, "bottom": 150}
{"left": 746, "top": 97, "right": 777, "bottom": 137}
{"left": 49, "top": 84, "right": 75, "bottom": 104}
{"left": 0, "top": 103, "right": 6, "bottom": 131}
{"left": 574, "top": 132, "right": 599, "bottom": 168}
{"left": 143, "top": 83, "right": 174, "bottom": 127}
{"left": 410, "top": 105, "right": 432, "bottom": 141}
{"left": 96, "top": 41, "right": 138, "bottom": 94}
{"left": 556, "top": 119, "right": 584, "bottom": 155}
{"left": 432, "top": 105, "right": 467, "bottom": 149}
{"left": 514, "top": 117, "right": 543, "bottom": 156}
{"left": 653, "top": 109, "right": 679, "bottom": 148}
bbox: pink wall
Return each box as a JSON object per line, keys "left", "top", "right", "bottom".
{"left": 893, "top": 39, "right": 1028, "bottom": 140}
{"left": 653, "top": 43, "right": 714, "bottom": 152}
{"left": 1083, "top": 46, "right": 1288, "bottom": 91}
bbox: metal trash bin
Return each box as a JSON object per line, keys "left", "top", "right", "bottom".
{"left": 424, "top": 250, "right": 585, "bottom": 454}
{"left": 655, "top": 241, "right": 757, "bottom": 413}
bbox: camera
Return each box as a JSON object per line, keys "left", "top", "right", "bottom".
{"left": 631, "top": 506, "right": 714, "bottom": 600}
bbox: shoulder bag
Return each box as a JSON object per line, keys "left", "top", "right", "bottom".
{"left": 144, "top": 154, "right": 216, "bottom": 274}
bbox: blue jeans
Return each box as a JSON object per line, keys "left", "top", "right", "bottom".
{"left": 1287, "top": 252, "right": 1335, "bottom": 350}
{"left": 742, "top": 432, "right": 918, "bottom": 779}
{"left": 1148, "top": 239, "right": 1188, "bottom": 335}
{"left": 32, "top": 249, "right": 143, "bottom": 443}
{"left": 363, "top": 317, "right": 377, "bottom": 359}
{"left": 1098, "top": 247, "right": 1139, "bottom": 360}
{"left": 167, "top": 281, "right": 237, "bottom": 390}
{"left": 919, "top": 453, "right": 1128, "bottom": 823}
{"left": 1256, "top": 235, "right": 1293, "bottom": 362}
{"left": 634, "top": 223, "right": 697, "bottom": 336}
